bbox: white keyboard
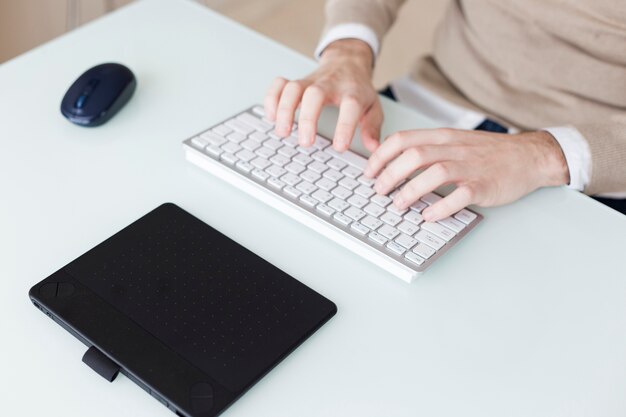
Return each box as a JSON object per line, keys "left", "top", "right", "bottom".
{"left": 182, "top": 106, "right": 482, "bottom": 283}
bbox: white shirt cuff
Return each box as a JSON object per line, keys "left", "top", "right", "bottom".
{"left": 314, "top": 23, "right": 380, "bottom": 60}
{"left": 543, "top": 126, "right": 592, "bottom": 192}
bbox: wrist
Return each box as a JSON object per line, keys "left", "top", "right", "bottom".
{"left": 530, "top": 130, "right": 570, "bottom": 188}
{"left": 320, "top": 39, "right": 374, "bottom": 72}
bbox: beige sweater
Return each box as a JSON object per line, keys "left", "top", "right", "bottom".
{"left": 323, "top": 0, "right": 626, "bottom": 195}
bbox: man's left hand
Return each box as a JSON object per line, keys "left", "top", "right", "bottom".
{"left": 364, "top": 129, "right": 570, "bottom": 222}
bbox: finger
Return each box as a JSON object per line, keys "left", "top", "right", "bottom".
{"left": 276, "top": 80, "right": 308, "bottom": 136}
{"left": 373, "top": 146, "right": 451, "bottom": 195}
{"left": 422, "top": 185, "right": 475, "bottom": 222}
{"left": 333, "top": 96, "right": 363, "bottom": 151}
{"left": 264, "top": 77, "right": 288, "bottom": 122}
{"left": 365, "top": 128, "right": 457, "bottom": 178}
{"left": 393, "top": 162, "right": 460, "bottom": 210}
{"left": 360, "top": 100, "right": 383, "bottom": 153}
{"left": 298, "top": 85, "right": 326, "bottom": 146}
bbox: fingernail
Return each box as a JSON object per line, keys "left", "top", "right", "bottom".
{"left": 422, "top": 209, "right": 433, "bottom": 222}
{"left": 394, "top": 196, "right": 405, "bottom": 209}
{"left": 363, "top": 166, "right": 373, "bottom": 177}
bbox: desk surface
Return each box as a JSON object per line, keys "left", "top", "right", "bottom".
{"left": 2, "top": 1, "right": 626, "bottom": 416}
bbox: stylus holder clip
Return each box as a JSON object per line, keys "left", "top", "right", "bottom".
{"left": 82, "top": 346, "right": 121, "bottom": 382}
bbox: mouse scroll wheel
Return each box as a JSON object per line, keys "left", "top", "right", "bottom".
{"left": 74, "top": 79, "right": 100, "bottom": 109}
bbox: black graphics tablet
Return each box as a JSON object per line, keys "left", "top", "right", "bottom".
{"left": 29, "top": 203, "right": 336, "bottom": 417}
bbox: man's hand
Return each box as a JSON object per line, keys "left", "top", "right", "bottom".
{"left": 364, "top": 129, "right": 570, "bottom": 222}
{"left": 264, "top": 39, "right": 383, "bottom": 153}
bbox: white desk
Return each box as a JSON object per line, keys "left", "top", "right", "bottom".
{"left": 2, "top": 0, "right": 626, "bottom": 415}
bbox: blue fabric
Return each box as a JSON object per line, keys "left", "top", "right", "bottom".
{"left": 474, "top": 119, "right": 509, "bottom": 133}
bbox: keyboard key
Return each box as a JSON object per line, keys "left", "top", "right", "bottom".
{"left": 327, "top": 158, "right": 347, "bottom": 171}
{"left": 264, "top": 138, "right": 283, "bottom": 150}
{"left": 226, "top": 132, "right": 247, "bottom": 144}
{"left": 371, "top": 194, "right": 392, "bottom": 207}
{"left": 252, "top": 169, "right": 270, "bottom": 182}
{"left": 328, "top": 198, "right": 349, "bottom": 212}
{"left": 293, "top": 153, "right": 313, "bottom": 167}
{"left": 212, "top": 124, "right": 232, "bottom": 136}
{"left": 282, "top": 135, "right": 299, "bottom": 147}
{"left": 285, "top": 162, "right": 306, "bottom": 175}
{"left": 416, "top": 230, "right": 446, "bottom": 250}
{"left": 225, "top": 118, "right": 255, "bottom": 135}
{"left": 325, "top": 147, "right": 367, "bottom": 170}
{"left": 422, "top": 222, "right": 456, "bottom": 242}
{"left": 404, "top": 210, "right": 424, "bottom": 225}
{"left": 201, "top": 131, "right": 227, "bottom": 146}
{"left": 388, "top": 204, "right": 408, "bottom": 216}
{"left": 347, "top": 195, "right": 368, "bottom": 208}
{"left": 235, "top": 161, "right": 253, "bottom": 174}
{"left": 368, "top": 231, "right": 388, "bottom": 246}
{"left": 361, "top": 215, "right": 383, "bottom": 230}
{"left": 251, "top": 106, "right": 265, "bottom": 117}
{"left": 269, "top": 154, "right": 290, "bottom": 167}
{"left": 380, "top": 212, "right": 402, "bottom": 226}
{"left": 343, "top": 166, "right": 362, "bottom": 179}
{"left": 410, "top": 200, "right": 428, "bottom": 212}
{"left": 308, "top": 161, "right": 328, "bottom": 174}
{"left": 378, "top": 225, "right": 400, "bottom": 240}
{"left": 454, "top": 209, "right": 478, "bottom": 225}
{"left": 386, "top": 241, "right": 406, "bottom": 256}
{"left": 278, "top": 146, "right": 298, "bottom": 158}
{"left": 421, "top": 192, "right": 442, "bottom": 205}
{"left": 312, "top": 151, "right": 332, "bottom": 163}
{"left": 397, "top": 221, "right": 419, "bottom": 236}
{"left": 364, "top": 203, "right": 385, "bottom": 217}
{"left": 267, "top": 177, "right": 286, "bottom": 190}
{"left": 222, "top": 142, "right": 242, "bottom": 154}
{"left": 249, "top": 131, "right": 268, "bottom": 143}
{"left": 331, "top": 186, "right": 352, "bottom": 200}
{"left": 283, "top": 185, "right": 301, "bottom": 199}
{"left": 312, "top": 189, "right": 333, "bottom": 203}
{"left": 412, "top": 243, "right": 436, "bottom": 259}
{"left": 191, "top": 135, "right": 208, "bottom": 148}
{"left": 351, "top": 222, "right": 369, "bottom": 236}
{"left": 323, "top": 169, "right": 344, "bottom": 182}
{"left": 316, "top": 178, "right": 336, "bottom": 191}
{"left": 344, "top": 206, "right": 366, "bottom": 221}
{"left": 339, "top": 177, "right": 359, "bottom": 190}
{"left": 205, "top": 145, "right": 223, "bottom": 158}
{"left": 357, "top": 175, "right": 376, "bottom": 186}
{"left": 333, "top": 212, "right": 352, "bottom": 226}
{"left": 405, "top": 252, "right": 425, "bottom": 266}
{"left": 221, "top": 153, "right": 239, "bottom": 165}
{"left": 316, "top": 204, "right": 335, "bottom": 217}
{"left": 299, "top": 194, "right": 318, "bottom": 208}
{"left": 235, "top": 149, "right": 256, "bottom": 162}
{"left": 438, "top": 217, "right": 466, "bottom": 233}
{"left": 251, "top": 157, "right": 271, "bottom": 170}
{"left": 241, "top": 139, "right": 260, "bottom": 151}
{"left": 312, "top": 135, "right": 331, "bottom": 150}
{"left": 297, "top": 146, "right": 317, "bottom": 156}
{"left": 354, "top": 185, "right": 375, "bottom": 198}
{"left": 296, "top": 181, "right": 317, "bottom": 195}
{"left": 280, "top": 173, "right": 301, "bottom": 186}
{"left": 255, "top": 146, "right": 275, "bottom": 159}
{"left": 301, "top": 170, "right": 321, "bottom": 183}
{"left": 237, "top": 112, "right": 272, "bottom": 132}
{"left": 266, "top": 164, "right": 286, "bottom": 178}
{"left": 395, "top": 233, "right": 418, "bottom": 249}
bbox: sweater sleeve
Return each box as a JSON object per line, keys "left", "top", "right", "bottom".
{"left": 322, "top": 0, "right": 407, "bottom": 46}
{"left": 574, "top": 114, "right": 626, "bottom": 195}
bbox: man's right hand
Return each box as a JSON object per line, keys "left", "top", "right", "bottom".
{"left": 264, "top": 39, "right": 383, "bottom": 153}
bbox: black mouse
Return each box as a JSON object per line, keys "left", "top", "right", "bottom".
{"left": 60, "top": 63, "right": 136, "bottom": 127}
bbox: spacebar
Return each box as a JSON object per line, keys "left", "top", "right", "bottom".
{"left": 324, "top": 148, "right": 368, "bottom": 170}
